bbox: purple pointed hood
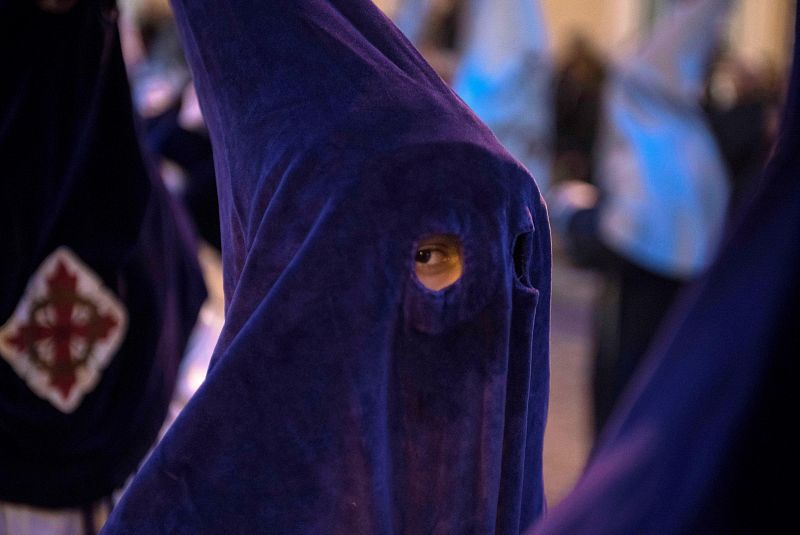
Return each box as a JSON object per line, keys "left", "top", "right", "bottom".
{"left": 102, "top": 0, "right": 552, "bottom": 533}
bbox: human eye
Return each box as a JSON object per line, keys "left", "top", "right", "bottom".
{"left": 415, "top": 247, "right": 449, "bottom": 266}
{"left": 414, "top": 235, "right": 462, "bottom": 291}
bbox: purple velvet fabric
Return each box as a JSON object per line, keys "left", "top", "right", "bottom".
{"left": 0, "top": 0, "right": 206, "bottom": 508}
{"left": 530, "top": 9, "right": 800, "bottom": 534}
{"left": 101, "top": 0, "right": 551, "bottom": 533}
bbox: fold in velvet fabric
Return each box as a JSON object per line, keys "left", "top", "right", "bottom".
{"left": 0, "top": 0, "right": 206, "bottom": 508}
{"left": 532, "top": 8, "right": 800, "bottom": 533}
{"left": 102, "top": 0, "right": 551, "bottom": 533}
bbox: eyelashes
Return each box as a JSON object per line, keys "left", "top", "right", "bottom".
{"left": 415, "top": 247, "right": 449, "bottom": 267}
{"left": 414, "top": 235, "right": 462, "bottom": 291}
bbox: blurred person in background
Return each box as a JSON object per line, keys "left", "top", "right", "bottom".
{"left": 552, "top": 34, "right": 607, "bottom": 186}
{"left": 704, "top": 50, "right": 783, "bottom": 213}
{"left": 118, "top": 0, "right": 224, "bottom": 441}
{"left": 391, "top": 0, "right": 554, "bottom": 189}
{"left": 452, "top": 0, "right": 554, "bottom": 191}
{"left": 550, "top": 0, "right": 734, "bottom": 437}
{"left": 0, "top": 0, "right": 206, "bottom": 533}
{"left": 531, "top": 7, "right": 799, "bottom": 531}
{"left": 120, "top": 0, "right": 188, "bottom": 116}
{"left": 120, "top": 0, "right": 221, "bottom": 252}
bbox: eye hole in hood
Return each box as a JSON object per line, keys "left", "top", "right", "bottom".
{"left": 414, "top": 234, "right": 463, "bottom": 291}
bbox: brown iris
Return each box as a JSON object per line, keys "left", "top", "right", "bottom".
{"left": 414, "top": 235, "right": 463, "bottom": 291}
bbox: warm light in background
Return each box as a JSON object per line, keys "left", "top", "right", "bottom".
{"left": 372, "top": 0, "right": 795, "bottom": 71}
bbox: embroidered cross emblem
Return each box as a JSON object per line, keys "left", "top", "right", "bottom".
{"left": 0, "top": 248, "right": 127, "bottom": 412}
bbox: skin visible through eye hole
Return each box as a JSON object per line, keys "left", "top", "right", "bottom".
{"left": 414, "top": 235, "right": 462, "bottom": 291}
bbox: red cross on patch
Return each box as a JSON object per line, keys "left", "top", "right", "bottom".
{"left": 0, "top": 248, "right": 127, "bottom": 413}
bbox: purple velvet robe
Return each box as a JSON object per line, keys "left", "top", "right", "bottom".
{"left": 102, "top": 0, "right": 552, "bottom": 533}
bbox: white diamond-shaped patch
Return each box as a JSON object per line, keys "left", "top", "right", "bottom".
{"left": 0, "top": 247, "right": 127, "bottom": 413}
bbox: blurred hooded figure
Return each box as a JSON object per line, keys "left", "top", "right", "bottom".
{"left": 531, "top": 6, "right": 800, "bottom": 532}
{"left": 100, "top": 0, "right": 552, "bottom": 533}
{"left": 452, "top": 0, "right": 553, "bottom": 191}
{"left": 0, "top": 0, "right": 206, "bottom": 533}
{"left": 550, "top": 0, "right": 733, "bottom": 435}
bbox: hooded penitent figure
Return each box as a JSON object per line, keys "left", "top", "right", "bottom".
{"left": 452, "top": 0, "right": 553, "bottom": 190}
{"left": 550, "top": 0, "right": 733, "bottom": 434}
{"left": 0, "top": 0, "right": 206, "bottom": 524}
{"left": 532, "top": 8, "right": 800, "bottom": 532}
{"left": 595, "top": 0, "right": 731, "bottom": 278}
{"left": 101, "top": 0, "right": 551, "bottom": 533}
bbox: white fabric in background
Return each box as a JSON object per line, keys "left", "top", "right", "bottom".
{"left": 596, "top": 0, "right": 733, "bottom": 278}
{"left": 452, "top": 0, "right": 554, "bottom": 190}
